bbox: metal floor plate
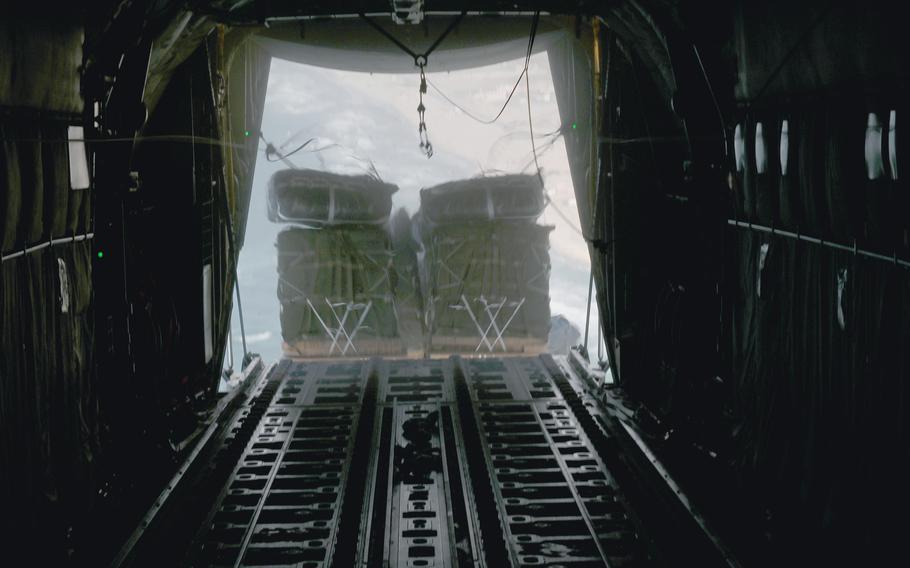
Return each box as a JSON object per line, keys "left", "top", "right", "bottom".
{"left": 186, "top": 356, "right": 647, "bottom": 567}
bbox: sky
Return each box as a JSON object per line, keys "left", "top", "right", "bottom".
{"left": 227, "top": 52, "right": 605, "bottom": 367}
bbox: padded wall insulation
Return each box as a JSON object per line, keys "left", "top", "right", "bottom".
{"left": 1, "top": 17, "right": 92, "bottom": 558}
{"left": 0, "top": 20, "right": 83, "bottom": 113}
{"left": 728, "top": 229, "right": 910, "bottom": 557}
{"left": 0, "top": 120, "right": 96, "bottom": 554}
{"left": 728, "top": 93, "right": 908, "bottom": 558}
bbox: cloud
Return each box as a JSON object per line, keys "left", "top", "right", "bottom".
{"left": 236, "top": 331, "right": 273, "bottom": 344}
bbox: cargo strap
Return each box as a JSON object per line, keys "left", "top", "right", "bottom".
{"left": 451, "top": 294, "right": 526, "bottom": 352}
{"left": 306, "top": 297, "right": 374, "bottom": 355}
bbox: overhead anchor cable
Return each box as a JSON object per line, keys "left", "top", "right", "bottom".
{"left": 360, "top": 11, "right": 466, "bottom": 158}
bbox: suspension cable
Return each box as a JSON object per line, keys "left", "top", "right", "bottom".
{"left": 358, "top": 12, "right": 465, "bottom": 67}
{"left": 359, "top": 12, "right": 466, "bottom": 157}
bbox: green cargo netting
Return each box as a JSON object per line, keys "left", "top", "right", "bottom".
{"left": 276, "top": 226, "right": 399, "bottom": 343}
{"left": 420, "top": 222, "right": 553, "bottom": 344}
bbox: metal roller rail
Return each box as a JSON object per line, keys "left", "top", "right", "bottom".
{"left": 357, "top": 358, "right": 480, "bottom": 567}
{"left": 186, "top": 360, "right": 375, "bottom": 567}
{"left": 453, "top": 356, "right": 648, "bottom": 567}
{"left": 139, "top": 355, "right": 737, "bottom": 567}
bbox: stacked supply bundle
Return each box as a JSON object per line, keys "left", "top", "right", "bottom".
{"left": 417, "top": 174, "right": 553, "bottom": 354}
{"left": 269, "top": 169, "right": 404, "bottom": 357}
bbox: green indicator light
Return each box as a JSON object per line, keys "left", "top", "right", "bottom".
{"left": 572, "top": 122, "right": 577, "bottom": 129}
{"left": 97, "top": 251, "right": 104, "bottom": 259}
{"left": 244, "top": 130, "right": 250, "bottom": 137}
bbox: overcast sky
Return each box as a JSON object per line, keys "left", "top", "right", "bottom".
{"left": 229, "top": 53, "right": 603, "bottom": 365}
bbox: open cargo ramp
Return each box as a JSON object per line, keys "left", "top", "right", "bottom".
{"left": 114, "top": 355, "right": 737, "bottom": 568}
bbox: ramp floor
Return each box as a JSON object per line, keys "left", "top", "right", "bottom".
{"left": 183, "top": 355, "right": 650, "bottom": 567}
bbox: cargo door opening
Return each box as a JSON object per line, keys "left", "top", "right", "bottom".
{"left": 224, "top": 49, "right": 606, "bottom": 380}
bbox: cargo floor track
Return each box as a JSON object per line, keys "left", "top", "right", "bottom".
{"left": 117, "top": 356, "right": 736, "bottom": 568}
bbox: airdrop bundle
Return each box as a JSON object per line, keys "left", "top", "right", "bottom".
{"left": 268, "top": 168, "right": 553, "bottom": 358}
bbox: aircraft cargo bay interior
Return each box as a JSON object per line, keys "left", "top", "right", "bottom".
{"left": 1, "top": 2, "right": 907, "bottom": 566}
